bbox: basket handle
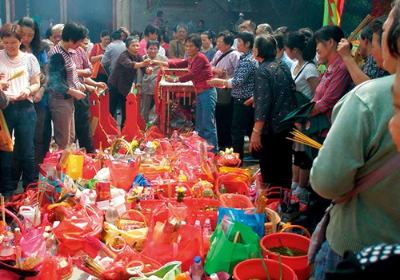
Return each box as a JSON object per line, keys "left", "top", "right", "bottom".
{"left": 118, "top": 209, "right": 148, "bottom": 227}
{"left": 279, "top": 223, "right": 311, "bottom": 238}
{"left": 109, "top": 138, "right": 134, "bottom": 157}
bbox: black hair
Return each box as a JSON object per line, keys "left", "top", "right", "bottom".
{"left": 199, "top": 20, "right": 205, "bottom": 25}
{"left": 158, "top": 28, "right": 169, "bottom": 43}
{"left": 273, "top": 32, "right": 285, "bottom": 50}
{"left": 299, "top": 27, "right": 313, "bottom": 39}
{"left": 284, "top": 31, "right": 316, "bottom": 62}
{"left": 314, "top": 25, "right": 344, "bottom": 44}
{"left": 144, "top": 24, "right": 159, "bottom": 36}
{"left": 201, "top": 30, "right": 213, "bottom": 40}
{"left": 217, "top": 30, "right": 234, "bottom": 46}
{"left": 254, "top": 34, "right": 277, "bottom": 60}
{"left": 61, "top": 21, "right": 87, "bottom": 43}
{"left": 125, "top": 36, "right": 139, "bottom": 48}
{"left": 186, "top": 34, "right": 202, "bottom": 51}
{"left": 17, "top": 17, "right": 43, "bottom": 54}
{"left": 371, "top": 15, "right": 388, "bottom": 45}
{"left": 147, "top": 39, "right": 160, "bottom": 49}
{"left": 176, "top": 24, "right": 188, "bottom": 32}
{"left": 237, "top": 31, "right": 254, "bottom": 49}
{"left": 111, "top": 30, "right": 122, "bottom": 40}
{"left": 389, "top": 3, "right": 400, "bottom": 57}
{"left": 360, "top": 25, "right": 373, "bottom": 41}
{"left": 275, "top": 26, "right": 290, "bottom": 36}
{"left": 45, "top": 26, "right": 52, "bottom": 40}
{"left": 157, "top": 11, "right": 163, "bottom": 17}
{"left": 100, "top": 30, "right": 109, "bottom": 38}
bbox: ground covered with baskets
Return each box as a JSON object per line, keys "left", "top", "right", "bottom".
{"left": 1, "top": 127, "right": 312, "bottom": 280}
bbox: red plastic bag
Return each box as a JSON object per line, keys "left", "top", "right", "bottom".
{"left": 108, "top": 158, "right": 140, "bottom": 191}
{"left": 52, "top": 205, "right": 103, "bottom": 256}
{"left": 82, "top": 155, "right": 101, "bottom": 179}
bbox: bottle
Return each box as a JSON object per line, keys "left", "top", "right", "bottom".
{"left": 219, "top": 184, "right": 226, "bottom": 194}
{"left": 144, "top": 153, "right": 153, "bottom": 165}
{"left": 0, "top": 236, "right": 14, "bottom": 257}
{"left": 194, "top": 220, "right": 201, "bottom": 230}
{"left": 189, "top": 256, "right": 204, "bottom": 280}
{"left": 144, "top": 141, "right": 156, "bottom": 157}
{"left": 210, "top": 273, "right": 219, "bottom": 280}
{"left": 105, "top": 202, "right": 119, "bottom": 225}
{"left": 203, "top": 219, "right": 212, "bottom": 236}
{"left": 5, "top": 226, "right": 14, "bottom": 245}
{"left": 14, "top": 227, "right": 22, "bottom": 246}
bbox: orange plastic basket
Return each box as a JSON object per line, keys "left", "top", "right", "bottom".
{"left": 183, "top": 198, "right": 220, "bottom": 230}
{"left": 215, "top": 173, "right": 250, "bottom": 197}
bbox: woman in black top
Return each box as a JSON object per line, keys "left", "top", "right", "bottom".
{"left": 250, "top": 34, "right": 296, "bottom": 190}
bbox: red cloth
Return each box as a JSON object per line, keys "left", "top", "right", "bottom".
{"left": 167, "top": 52, "right": 213, "bottom": 93}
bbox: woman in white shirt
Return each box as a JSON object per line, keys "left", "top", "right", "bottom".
{"left": 284, "top": 30, "right": 319, "bottom": 201}
{"left": 0, "top": 24, "right": 40, "bottom": 201}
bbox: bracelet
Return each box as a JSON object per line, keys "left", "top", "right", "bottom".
{"left": 253, "top": 127, "right": 261, "bottom": 133}
{"left": 26, "top": 87, "right": 32, "bottom": 95}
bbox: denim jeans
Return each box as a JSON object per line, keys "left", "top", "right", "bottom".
{"left": 196, "top": 87, "right": 218, "bottom": 153}
{"left": 314, "top": 240, "right": 343, "bottom": 280}
{"left": 0, "top": 101, "right": 37, "bottom": 196}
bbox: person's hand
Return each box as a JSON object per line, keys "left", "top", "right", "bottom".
{"left": 16, "top": 87, "right": 31, "bottom": 101}
{"left": 142, "top": 59, "right": 151, "bottom": 66}
{"left": 120, "top": 27, "right": 130, "bottom": 36}
{"left": 337, "top": 38, "right": 352, "bottom": 59}
{"left": 244, "top": 97, "right": 253, "bottom": 106}
{"left": 0, "top": 72, "right": 5, "bottom": 80}
{"left": 86, "top": 85, "right": 96, "bottom": 93}
{"left": 249, "top": 131, "right": 262, "bottom": 152}
{"left": 96, "top": 82, "right": 107, "bottom": 89}
{"left": 137, "top": 87, "right": 141, "bottom": 97}
{"left": 33, "top": 87, "right": 45, "bottom": 103}
{"left": 0, "top": 80, "right": 9, "bottom": 91}
{"left": 78, "top": 83, "right": 86, "bottom": 92}
{"left": 295, "top": 123, "right": 302, "bottom": 131}
{"left": 213, "top": 68, "right": 224, "bottom": 77}
{"left": 207, "top": 79, "right": 223, "bottom": 87}
{"left": 165, "top": 75, "right": 175, "bottom": 83}
{"left": 71, "top": 89, "right": 86, "bottom": 100}
{"left": 146, "top": 67, "right": 154, "bottom": 75}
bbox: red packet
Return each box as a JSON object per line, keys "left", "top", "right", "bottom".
{"left": 95, "top": 181, "right": 111, "bottom": 201}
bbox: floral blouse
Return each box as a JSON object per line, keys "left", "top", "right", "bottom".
{"left": 254, "top": 58, "right": 296, "bottom": 134}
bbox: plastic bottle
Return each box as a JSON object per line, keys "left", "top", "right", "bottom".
{"left": 0, "top": 236, "right": 14, "bottom": 257}
{"left": 105, "top": 202, "right": 119, "bottom": 225}
{"left": 194, "top": 220, "right": 201, "bottom": 230}
{"left": 144, "top": 141, "right": 156, "bottom": 157}
{"left": 5, "top": 226, "right": 14, "bottom": 245}
{"left": 14, "top": 228, "right": 22, "bottom": 246}
{"left": 144, "top": 153, "right": 154, "bottom": 165}
{"left": 219, "top": 184, "right": 226, "bottom": 194}
{"left": 210, "top": 273, "right": 219, "bottom": 280}
{"left": 189, "top": 256, "right": 205, "bottom": 280}
{"left": 203, "top": 219, "right": 212, "bottom": 236}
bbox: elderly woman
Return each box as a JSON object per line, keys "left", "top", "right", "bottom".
{"left": 0, "top": 24, "right": 40, "bottom": 200}
{"left": 250, "top": 34, "right": 296, "bottom": 190}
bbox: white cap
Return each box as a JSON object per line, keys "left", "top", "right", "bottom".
{"left": 239, "top": 13, "right": 244, "bottom": 17}
{"left": 210, "top": 273, "right": 219, "bottom": 280}
{"left": 195, "top": 220, "right": 201, "bottom": 226}
{"left": 147, "top": 141, "right": 153, "bottom": 147}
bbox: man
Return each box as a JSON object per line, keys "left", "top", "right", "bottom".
{"left": 47, "top": 21, "right": 87, "bottom": 149}
{"left": 168, "top": 25, "right": 187, "bottom": 58}
{"left": 256, "top": 23, "right": 273, "bottom": 35}
{"left": 337, "top": 23, "right": 389, "bottom": 90}
{"left": 153, "top": 10, "right": 166, "bottom": 29}
{"left": 49, "top": 24, "right": 64, "bottom": 46}
{"left": 101, "top": 30, "right": 126, "bottom": 75}
{"left": 371, "top": 16, "right": 389, "bottom": 71}
{"left": 139, "top": 25, "right": 164, "bottom": 56}
{"left": 200, "top": 31, "right": 217, "bottom": 62}
{"left": 235, "top": 13, "right": 245, "bottom": 30}
{"left": 233, "top": 20, "right": 255, "bottom": 50}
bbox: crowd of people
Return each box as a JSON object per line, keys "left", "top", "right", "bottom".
{"left": 0, "top": 4, "right": 400, "bottom": 279}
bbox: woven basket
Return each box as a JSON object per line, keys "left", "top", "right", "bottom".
{"left": 264, "top": 208, "right": 281, "bottom": 236}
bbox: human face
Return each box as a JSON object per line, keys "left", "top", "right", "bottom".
{"left": 177, "top": 28, "right": 187, "bottom": 41}
{"left": 149, "top": 32, "right": 158, "bottom": 40}
{"left": 382, "top": 9, "right": 397, "bottom": 74}
{"left": 70, "top": 39, "right": 83, "bottom": 50}
{"left": 20, "top": 26, "right": 35, "bottom": 48}
{"left": 127, "top": 41, "right": 139, "bottom": 56}
{"left": 358, "top": 37, "right": 369, "bottom": 59}
{"left": 101, "top": 35, "right": 110, "bottom": 46}
{"left": 240, "top": 21, "right": 251, "bottom": 32}
{"left": 284, "top": 47, "right": 296, "bottom": 60}
{"left": 201, "top": 34, "right": 211, "bottom": 49}
{"left": 237, "top": 38, "right": 249, "bottom": 53}
{"left": 2, "top": 36, "right": 21, "bottom": 58}
{"left": 81, "top": 38, "right": 89, "bottom": 51}
{"left": 372, "top": 33, "right": 384, "bottom": 69}
{"left": 185, "top": 41, "right": 199, "bottom": 57}
{"left": 256, "top": 26, "right": 263, "bottom": 36}
{"left": 252, "top": 45, "right": 263, "bottom": 62}
{"left": 147, "top": 44, "right": 158, "bottom": 59}
{"left": 121, "top": 32, "right": 127, "bottom": 41}
{"left": 51, "top": 29, "right": 62, "bottom": 45}
{"left": 216, "top": 36, "right": 231, "bottom": 53}
{"left": 316, "top": 40, "right": 332, "bottom": 60}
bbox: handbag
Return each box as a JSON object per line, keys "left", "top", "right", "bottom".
{"left": 308, "top": 152, "right": 400, "bottom": 265}
{"left": 90, "top": 44, "right": 101, "bottom": 79}
{"left": 214, "top": 49, "right": 235, "bottom": 105}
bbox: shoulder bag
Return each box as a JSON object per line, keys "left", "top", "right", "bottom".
{"left": 215, "top": 49, "right": 234, "bottom": 105}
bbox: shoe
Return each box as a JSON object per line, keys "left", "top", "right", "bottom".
{"left": 293, "top": 187, "right": 308, "bottom": 202}
{"left": 291, "top": 182, "right": 299, "bottom": 190}
{"left": 244, "top": 136, "right": 250, "bottom": 142}
{"left": 243, "top": 156, "right": 259, "bottom": 162}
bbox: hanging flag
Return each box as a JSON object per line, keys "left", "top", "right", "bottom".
{"left": 323, "top": 0, "right": 345, "bottom": 26}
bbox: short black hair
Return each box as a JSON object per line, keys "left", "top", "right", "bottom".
{"left": 111, "top": 30, "right": 122, "bottom": 40}
{"left": 199, "top": 20, "right": 205, "bottom": 25}
{"left": 254, "top": 34, "right": 277, "bottom": 60}
{"left": 158, "top": 27, "right": 169, "bottom": 43}
{"left": 45, "top": 26, "right": 52, "bottom": 39}
{"left": 371, "top": 15, "right": 388, "bottom": 45}
{"left": 186, "top": 34, "right": 201, "bottom": 51}
{"left": 217, "top": 30, "right": 234, "bottom": 46}
{"left": 157, "top": 11, "right": 163, "bottom": 17}
{"left": 360, "top": 25, "right": 373, "bottom": 41}
{"left": 125, "top": 36, "right": 139, "bottom": 48}
{"left": 147, "top": 39, "right": 160, "bottom": 49}
{"left": 201, "top": 30, "right": 213, "bottom": 40}
{"left": 284, "top": 31, "right": 316, "bottom": 62}
{"left": 61, "top": 21, "right": 87, "bottom": 43}
{"left": 144, "top": 24, "right": 159, "bottom": 36}
{"left": 314, "top": 25, "right": 344, "bottom": 44}
{"left": 273, "top": 32, "right": 285, "bottom": 50}
{"left": 237, "top": 31, "right": 254, "bottom": 49}
{"left": 100, "top": 30, "right": 109, "bottom": 37}
{"left": 299, "top": 27, "right": 313, "bottom": 39}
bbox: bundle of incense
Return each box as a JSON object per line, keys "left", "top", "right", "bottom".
{"left": 348, "top": 14, "right": 372, "bottom": 41}
{"left": 287, "top": 129, "right": 322, "bottom": 150}
{"left": 1, "top": 195, "right": 5, "bottom": 227}
{"left": 84, "top": 235, "right": 117, "bottom": 259}
{"left": 254, "top": 195, "right": 268, "bottom": 214}
{"left": 7, "top": 70, "right": 24, "bottom": 81}
{"left": 81, "top": 255, "right": 105, "bottom": 278}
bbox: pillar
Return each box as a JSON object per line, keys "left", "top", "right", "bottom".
{"left": 5, "top": 0, "right": 11, "bottom": 23}
{"left": 115, "top": 0, "right": 131, "bottom": 30}
{"left": 60, "top": 0, "right": 67, "bottom": 23}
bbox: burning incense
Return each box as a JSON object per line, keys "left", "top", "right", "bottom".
{"left": 348, "top": 14, "right": 372, "bottom": 41}
{"left": 7, "top": 70, "right": 25, "bottom": 81}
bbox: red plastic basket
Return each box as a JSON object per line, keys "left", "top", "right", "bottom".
{"left": 215, "top": 173, "right": 250, "bottom": 197}
{"left": 218, "top": 194, "right": 253, "bottom": 209}
{"left": 156, "top": 182, "right": 193, "bottom": 200}
{"left": 183, "top": 198, "right": 220, "bottom": 230}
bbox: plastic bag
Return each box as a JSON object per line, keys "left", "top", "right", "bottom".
{"left": 108, "top": 158, "right": 140, "bottom": 191}
{"left": 65, "top": 154, "right": 84, "bottom": 180}
{"left": 82, "top": 155, "right": 101, "bottom": 179}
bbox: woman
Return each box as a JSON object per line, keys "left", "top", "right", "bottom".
{"left": 207, "top": 31, "right": 258, "bottom": 161}
{"left": 155, "top": 34, "right": 218, "bottom": 153}
{"left": 284, "top": 30, "right": 319, "bottom": 199}
{"left": 137, "top": 40, "right": 167, "bottom": 123}
{"left": 249, "top": 34, "right": 296, "bottom": 190}
{"left": 158, "top": 28, "right": 169, "bottom": 56}
{"left": 17, "top": 17, "right": 50, "bottom": 178}
{"left": 89, "top": 30, "right": 110, "bottom": 84}
{"left": 0, "top": 24, "right": 40, "bottom": 200}
{"left": 108, "top": 36, "right": 152, "bottom": 127}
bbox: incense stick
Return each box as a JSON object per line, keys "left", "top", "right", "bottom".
{"left": 1, "top": 195, "right": 5, "bottom": 226}
{"left": 348, "top": 14, "right": 372, "bottom": 41}
{"left": 7, "top": 70, "right": 25, "bottom": 81}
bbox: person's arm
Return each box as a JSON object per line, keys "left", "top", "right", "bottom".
{"left": 311, "top": 92, "right": 371, "bottom": 200}
{"left": 176, "top": 57, "right": 204, "bottom": 83}
{"left": 101, "top": 45, "right": 111, "bottom": 66}
{"left": 338, "top": 39, "right": 370, "bottom": 86}
{"left": 253, "top": 69, "right": 273, "bottom": 124}
{"left": 80, "top": 48, "right": 93, "bottom": 77}
{"left": 90, "top": 44, "right": 103, "bottom": 63}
